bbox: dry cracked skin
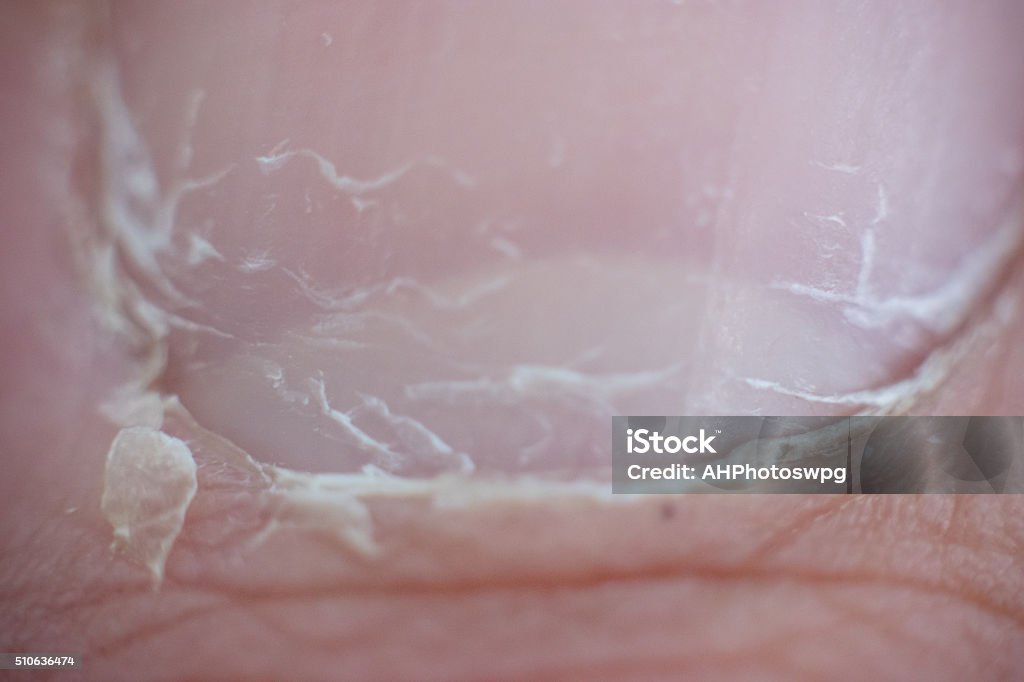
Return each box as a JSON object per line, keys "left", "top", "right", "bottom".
{"left": 2, "top": 1, "right": 1024, "bottom": 680}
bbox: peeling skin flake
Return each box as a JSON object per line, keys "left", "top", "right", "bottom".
{"left": 101, "top": 426, "right": 198, "bottom": 588}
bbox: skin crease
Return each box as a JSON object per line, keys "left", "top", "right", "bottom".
{"left": 2, "top": 3, "right": 1024, "bottom": 682}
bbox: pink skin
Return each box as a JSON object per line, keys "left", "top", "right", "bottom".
{"left": 2, "top": 2, "right": 1024, "bottom": 680}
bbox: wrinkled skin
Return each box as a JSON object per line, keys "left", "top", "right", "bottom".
{"left": 2, "top": 2, "right": 1024, "bottom": 680}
